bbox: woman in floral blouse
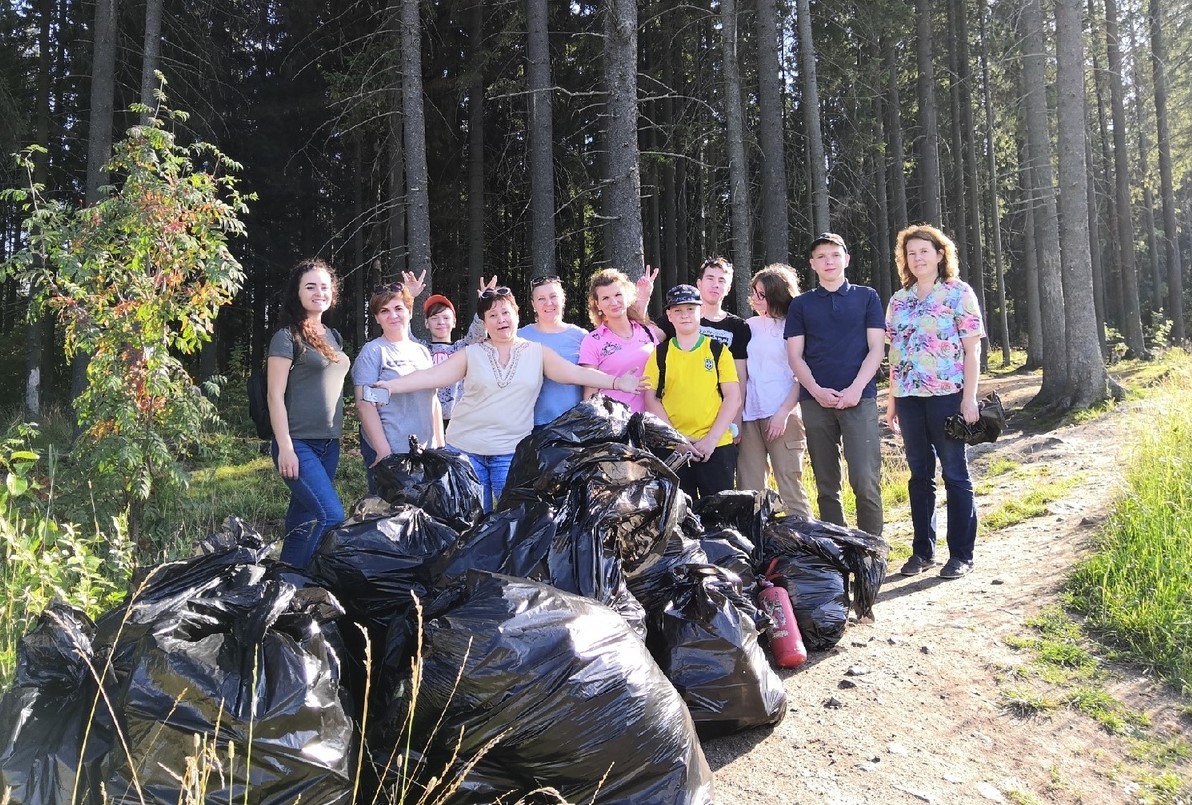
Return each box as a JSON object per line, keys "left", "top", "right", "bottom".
{"left": 885, "top": 224, "right": 986, "bottom": 580}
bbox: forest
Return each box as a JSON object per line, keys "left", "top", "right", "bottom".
{"left": 1, "top": 0, "right": 1191, "bottom": 417}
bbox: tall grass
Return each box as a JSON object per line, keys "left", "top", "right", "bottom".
{"left": 1067, "top": 372, "right": 1192, "bottom": 693}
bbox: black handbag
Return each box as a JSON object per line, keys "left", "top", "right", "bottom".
{"left": 943, "top": 390, "right": 1006, "bottom": 445}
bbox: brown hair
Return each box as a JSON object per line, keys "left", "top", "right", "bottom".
{"left": 280, "top": 258, "right": 342, "bottom": 362}
{"left": 476, "top": 288, "right": 519, "bottom": 317}
{"left": 894, "top": 224, "right": 960, "bottom": 289}
{"left": 698, "top": 255, "right": 734, "bottom": 281}
{"left": 586, "top": 268, "right": 649, "bottom": 328}
{"left": 751, "top": 264, "right": 800, "bottom": 318}
{"left": 369, "top": 284, "right": 415, "bottom": 317}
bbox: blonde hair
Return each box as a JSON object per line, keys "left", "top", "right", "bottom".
{"left": 894, "top": 224, "right": 960, "bottom": 289}
{"left": 586, "top": 268, "right": 648, "bottom": 328}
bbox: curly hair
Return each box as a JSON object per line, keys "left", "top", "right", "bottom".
{"left": 751, "top": 264, "right": 800, "bottom": 319}
{"left": 279, "top": 258, "right": 343, "bottom": 362}
{"left": 894, "top": 224, "right": 960, "bottom": 289}
{"left": 586, "top": 268, "right": 649, "bottom": 328}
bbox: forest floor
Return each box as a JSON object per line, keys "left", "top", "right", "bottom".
{"left": 705, "top": 368, "right": 1192, "bottom": 805}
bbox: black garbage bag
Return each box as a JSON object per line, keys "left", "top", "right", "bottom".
{"left": 388, "top": 571, "right": 714, "bottom": 805}
{"left": 627, "top": 410, "right": 690, "bottom": 459}
{"left": 698, "top": 525, "right": 757, "bottom": 590}
{"left": 692, "top": 489, "right": 781, "bottom": 564}
{"left": 647, "top": 565, "right": 786, "bottom": 738}
{"left": 503, "top": 395, "right": 635, "bottom": 498}
{"left": 624, "top": 509, "right": 707, "bottom": 614}
{"left": 99, "top": 578, "right": 354, "bottom": 805}
{"left": 373, "top": 439, "right": 483, "bottom": 531}
{"left": 0, "top": 602, "right": 106, "bottom": 805}
{"left": 759, "top": 516, "right": 890, "bottom": 651}
{"left": 308, "top": 504, "right": 460, "bottom": 629}
{"left": 442, "top": 491, "right": 561, "bottom": 582}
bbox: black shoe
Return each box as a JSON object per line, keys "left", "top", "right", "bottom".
{"left": 939, "top": 559, "right": 974, "bottom": 579}
{"left": 899, "top": 555, "right": 938, "bottom": 576}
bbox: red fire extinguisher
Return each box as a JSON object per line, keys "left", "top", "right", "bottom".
{"left": 757, "top": 558, "right": 807, "bottom": 669}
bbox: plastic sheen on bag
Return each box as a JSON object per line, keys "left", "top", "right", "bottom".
{"left": 646, "top": 564, "right": 786, "bottom": 738}
{"left": 389, "top": 571, "right": 714, "bottom": 805}
{"left": 759, "top": 516, "right": 890, "bottom": 651}
{"left": 373, "top": 439, "right": 483, "bottom": 530}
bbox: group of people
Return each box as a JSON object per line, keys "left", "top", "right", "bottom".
{"left": 266, "top": 223, "right": 986, "bottom": 583}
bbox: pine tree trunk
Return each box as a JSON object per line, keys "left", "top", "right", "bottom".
{"left": 980, "top": 0, "right": 1010, "bottom": 364}
{"left": 946, "top": 0, "right": 969, "bottom": 280}
{"left": 400, "top": 0, "right": 431, "bottom": 286}
{"left": 603, "top": 0, "right": 644, "bottom": 278}
{"left": 1055, "top": 0, "right": 1108, "bottom": 409}
{"left": 721, "top": 0, "right": 753, "bottom": 306}
{"left": 387, "top": 0, "right": 407, "bottom": 276}
{"left": 468, "top": 0, "right": 485, "bottom": 291}
{"left": 796, "top": 0, "right": 828, "bottom": 232}
{"left": 756, "top": 0, "right": 788, "bottom": 264}
{"left": 1020, "top": 0, "right": 1068, "bottom": 401}
{"left": 883, "top": 36, "right": 909, "bottom": 234}
{"left": 914, "top": 0, "right": 941, "bottom": 225}
{"left": 527, "top": 0, "right": 556, "bottom": 278}
{"left": 139, "top": 0, "right": 163, "bottom": 119}
{"left": 25, "top": 0, "right": 53, "bottom": 419}
{"left": 1150, "top": 0, "right": 1185, "bottom": 343}
{"left": 1103, "top": 0, "right": 1148, "bottom": 356}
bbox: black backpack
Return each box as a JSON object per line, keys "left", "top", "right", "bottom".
{"left": 248, "top": 329, "right": 343, "bottom": 440}
{"left": 654, "top": 336, "right": 725, "bottom": 400}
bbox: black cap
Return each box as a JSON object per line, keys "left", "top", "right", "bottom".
{"left": 665, "top": 284, "right": 702, "bottom": 308}
{"left": 807, "top": 232, "right": 848, "bottom": 258}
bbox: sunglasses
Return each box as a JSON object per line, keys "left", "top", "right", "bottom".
{"left": 372, "top": 282, "right": 405, "bottom": 295}
{"left": 480, "top": 286, "right": 513, "bottom": 299}
{"left": 530, "top": 275, "right": 560, "bottom": 288}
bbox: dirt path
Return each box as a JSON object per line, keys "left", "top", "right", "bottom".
{"left": 706, "top": 371, "right": 1191, "bottom": 804}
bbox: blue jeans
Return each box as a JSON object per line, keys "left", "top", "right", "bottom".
{"left": 360, "top": 430, "right": 381, "bottom": 496}
{"left": 895, "top": 393, "right": 978, "bottom": 563}
{"left": 271, "top": 438, "right": 345, "bottom": 568}
{"left": 455, "top": 448, "right": 513, "bottom": 513}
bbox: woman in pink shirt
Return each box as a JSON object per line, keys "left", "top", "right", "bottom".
{"left": 578, "top": 268, "right": 665, "bottom": 412}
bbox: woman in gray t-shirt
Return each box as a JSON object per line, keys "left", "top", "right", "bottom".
{"left": 267, "top": 258, "right": 351, "bottom": 568}
{"left": 352, "top": 282, "right": 443, "bottom": 493}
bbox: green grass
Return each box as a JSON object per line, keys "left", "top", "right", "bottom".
{"left": 1066, "top": 366, "right": 1192, "bottom": 693}
{"left": 980, "top": 472, "right": 1082, "bottom": 530}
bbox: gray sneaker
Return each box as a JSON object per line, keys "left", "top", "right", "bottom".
{"left": 939, "top": 559, "right": 974, "bottom": 579}
{"left": 899, "top": 555, "right": 939, "bottom": 576}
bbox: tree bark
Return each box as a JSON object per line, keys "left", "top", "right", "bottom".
{"left": 979, "top": 0, "right": 1009, "bottom": 364}
{"left": 468, "top": 0, "right": 485, "bottom": 292}
{"left": 400, "top": 0, "right": 431, "bottom": 284}
{"left": 526, "top": 0, "right": 556, "bottom": 278}
{"left": 883, "top": 36, "right": 909, "bottom": 234}
{"left": 25, "top": 0, "right": 54, "bottom": 419}
{"left": 955, "top": 0, "right": 988, "bottom": 357}
{"left": 1103, "top": 0, "right": 1148, "bottom": 356}
{"left": 387, "top": 0, "right": 407, "bottom": 277}
{"left": 1020, "top": 0, "right": 1067, "bottom": 400}
{"left": 1150, "top": 0, "right": 1185, "bottom": 343}
{"left": 946, "top": 0, "right": 969, "bottom": 279}
{"left": 796, "top": 0, "right": 829, "bottom": 232}
{"left": 1055, "top": 0, "right": 1108, "bottom": 409}
{"left": 756, "top": 0, "right": 788, "bottom": 263}
{"left": 139, "top": 0, "right": 163, "bottom": 120}
{"left": 914, "top": 0, "right": 942, "bottom": 225}
{"left": 602, "top": 0, "right": 644, "bottom": 277}
{"left": 721, "top": 0, "right": 753, "bottom": 306}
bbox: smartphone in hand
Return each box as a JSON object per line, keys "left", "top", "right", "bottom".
{"left": 361, "top": 385, "right": 391, "bottom": 405}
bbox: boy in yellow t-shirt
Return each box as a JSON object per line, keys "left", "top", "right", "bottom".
{"left": 645, "top": 284, "right": 742, "bottom": 500}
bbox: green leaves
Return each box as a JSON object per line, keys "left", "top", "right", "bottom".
{"left": 2, "top": 93, "right": 253, "bottom": 547}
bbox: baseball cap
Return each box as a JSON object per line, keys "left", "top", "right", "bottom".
{"left": 807, "top": 232, "right": 848, "bottom": 258}
{"left": 423, "top": 293, "right": 455, "bottom": 316}
{"left": 665, "top": 284, "right": 702, "bottom": 308}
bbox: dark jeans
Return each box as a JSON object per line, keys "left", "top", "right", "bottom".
{"left": 895, "top": 393, "right": 978, "bottom": 563}
{"left": 271, "top": 437, "right": 344, "bottom": 568}
{"left": 801, "top": 397, "right": 884, "bottom": 536}
{"left": 677, "top": 443, "right": 739, "bottom": 501}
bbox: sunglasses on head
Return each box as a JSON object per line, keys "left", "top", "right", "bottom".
{"left": 531, "top": 275, "right": 560, "bottom": 288}
{"left": 480, "top": 286, "right": 513, "bottom": 299}
{"left": 372, "top": 282, "right": 405, "bottom": 295}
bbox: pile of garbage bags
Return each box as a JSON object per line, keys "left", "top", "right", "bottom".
{"left": 0, "top": 396, "right": 888, "bottom": 805}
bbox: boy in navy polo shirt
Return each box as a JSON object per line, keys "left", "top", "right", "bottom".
{"left": 785, "top": 233, "right": 885, "bottom": 536}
